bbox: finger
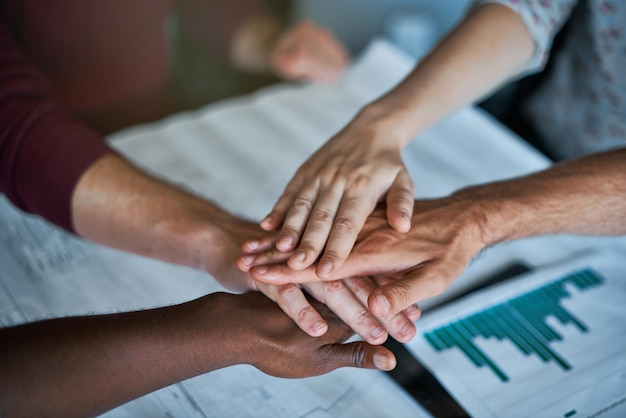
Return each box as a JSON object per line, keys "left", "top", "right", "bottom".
{"left": 288, "top": 185, "right": 344, "bottom": 270}
{"left": 249, "top": 251, "right": 386, "bottom": 284}
{"left": 275, "top": 183, "right": 321, "bottom": 252}
{"left": 319, "top": 342, "right": 396, "bottom": 372}
{"left": 316, "top": 190, "right": 376, "bottom": 278}
{"left": 368, "top": 263, "right": 454, "bottom": 317}
{"left": 241, "top": 235, "right": 276, "bottom": 255}
{"left": 373, "top": 276, "right": 421, "bottom": 323}
{"left": 385, "top": 169, "right": 414, "bottom": 233}
{"left": 304, "top": 280, "right": 387, "bottom": 345}
{"left": 260, "top": 177, "right": 305, "bottom": 231}
{"left": 251, "top": 262, "right": 327, "bottom": 285}
{"left": 237, "top": 246, "right": 292, "bottom": 272}
{"left": 343, "top": 276, "right": 416, "bottom": 343}
{"left": 257, "top": 282, "right": 328, "bottom": 337}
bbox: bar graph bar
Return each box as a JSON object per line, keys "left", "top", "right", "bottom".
{"left": 423, "top": 269, "right": 603, "bottom": 382}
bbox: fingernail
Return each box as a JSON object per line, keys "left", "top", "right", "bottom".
{"left": 400, "top": 323, "right": 414, "bottom": 337}
{"left": 372, "top": 326, "right": 385, "bottom": 339}
{"left": 254, "top": 266, "right": 268, "bottom": 275}
{"left": 313, "top": 321, "right": 327, "bottom": 334}
{"left": 317, "top": 260, "right": 333, "bottom": 275}
{"left": 374, "top": 353, "right": 394, "bottom": 371}
{"left": 278, "top": 235, "right": 294, "bottom": 249}
{"left": 376, "top": 294, "right": 390, "bottom": 315}
{"left": 246, "top": 241, "right": 259, "bottom": 251}
{"left": 262, "top": 215, "right": 272, "bottom": 225}
{"left": 291, "top": 251, "right": 306, "bottom": 263}
{"left": 405, "top": 305, "right": 421, "bottom": 321}
{"left": 240, "top": 255, "right": 255, "bottom": 266}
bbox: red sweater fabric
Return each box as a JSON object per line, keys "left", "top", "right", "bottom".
{"left": 0, "top": 0, "right": 264, "bottom": 232}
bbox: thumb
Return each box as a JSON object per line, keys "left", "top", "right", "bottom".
{"left": 386, "top": 169, "right": 414, "bottom": 233}
{"left": 368, "top": 263, "right": 455, "bottom": 317}
{"left": 320, "top": 342, "right": 397, "bottom": 372}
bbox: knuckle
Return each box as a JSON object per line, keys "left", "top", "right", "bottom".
{"left": 353, "top": 308, "right": 371, "bottom": 326}
{"left": 386, "top": 281, "right": 415, "bottom": 309}
{"left": 296, "top": 305, "right": 318, "bottom": 324}
{"left": 293, "top": 196, "right": 314, "bottom": 212}
{"left": 333, "top": 216, "right": 356, "bottom": 233}
{"left": 311, "top": 208, "right": 335, "bottom": 224}
{"left": 321, "top": 279, "right": 345, "bottom": 294}
{"left": 321, "top": 249, "right": 341, "bottom": 265}
{"left": 351, "top": 343, "right": 367, "bottom": 368}
{"left": 276, "top": 283, "right": 300, "bottom": 301}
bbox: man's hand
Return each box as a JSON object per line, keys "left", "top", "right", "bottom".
{"left": 242, "top": 198, "right": 486, "bottom": 317}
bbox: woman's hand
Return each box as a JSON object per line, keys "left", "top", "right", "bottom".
{"left": 246, "top": 115, "right": 415, "bottom": 279}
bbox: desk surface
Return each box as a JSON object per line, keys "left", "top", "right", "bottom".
{"left": 1, "top": 40, "right": 624, "bottom": 418}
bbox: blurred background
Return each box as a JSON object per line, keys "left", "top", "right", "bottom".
{"left": 172, "top": 0, "right": 472, "bottom": 113}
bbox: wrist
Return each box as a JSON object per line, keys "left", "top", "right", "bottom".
{"left": 149, "top": 200, "right": 232, "bottom": 271}
{"left": 450, "top": 181, "right": 535, "bottom": 248}
{"left": 185, "top": 293, "right": 249, "bottom": 369}
{"left": 351, "top": 103, "right": 415, "bottom": 150}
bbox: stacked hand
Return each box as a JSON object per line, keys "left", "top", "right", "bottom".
{"left": 240, "top": 197, "right": 486, "bottom": 318}
{"left": 206, "top": 209, "right": 419, "bottom": 344}
{"left": 248, "top": 116, "right": 415, "bottom": 279}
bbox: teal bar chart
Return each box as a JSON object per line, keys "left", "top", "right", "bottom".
{"left": 409, "top": 254, "right": 626, "bottom": 418}
{"left": 422, "top": 269, "right": 602, "bottom": 382}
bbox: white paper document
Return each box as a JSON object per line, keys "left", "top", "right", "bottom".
{"left": 406, "top": 251, "right": 626, "bottom": 418}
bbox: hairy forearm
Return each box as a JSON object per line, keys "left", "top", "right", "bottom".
{"left": 71, "top": 153, "right": 227, "bottom": 271}
{"left": 354, "top": 3, "right": 534, "bottom": 146}
{"left": 0, "top": 293, "right": 242, "bottom": 418}
{"left": 456, "top": 149, "right": 626, "bottom": 246}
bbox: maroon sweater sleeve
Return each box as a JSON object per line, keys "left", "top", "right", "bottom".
{"left": 0, "top": 22, "right": 112, "bottom": 232}
{"left": 177, "top": 0, "right": 268, "bottom": 57}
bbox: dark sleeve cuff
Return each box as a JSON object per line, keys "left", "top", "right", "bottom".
{"left": 1, "top": 98, "right": 112, "bottom": 232}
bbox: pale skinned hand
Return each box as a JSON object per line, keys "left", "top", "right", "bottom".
{"left": 246, "top": 120, "right": 415, "bottom": 279}
{"left": 270, "top": 21, "right": 349, "bottom": 83}
{"left": 242, "top": 198, "right": 485, "bottom": 317}
{"left": 208, "top": 210, "right": 418, "bottom": 344}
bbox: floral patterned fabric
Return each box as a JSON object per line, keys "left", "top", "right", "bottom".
{"left": 473, "top": 0, "right": 625, "bottom": 160}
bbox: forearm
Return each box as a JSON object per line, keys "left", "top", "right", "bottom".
{"left": 71, "top": 153, "right": 229, "bottom": 272}
{"left": 352, "top": 3, "right": 534, "bottom": 146}
{"left": 457, "top": 149, "right": 626, "bottom": 247}
{"left": 0, "top": 293, "right": 241, "bottom": 418}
